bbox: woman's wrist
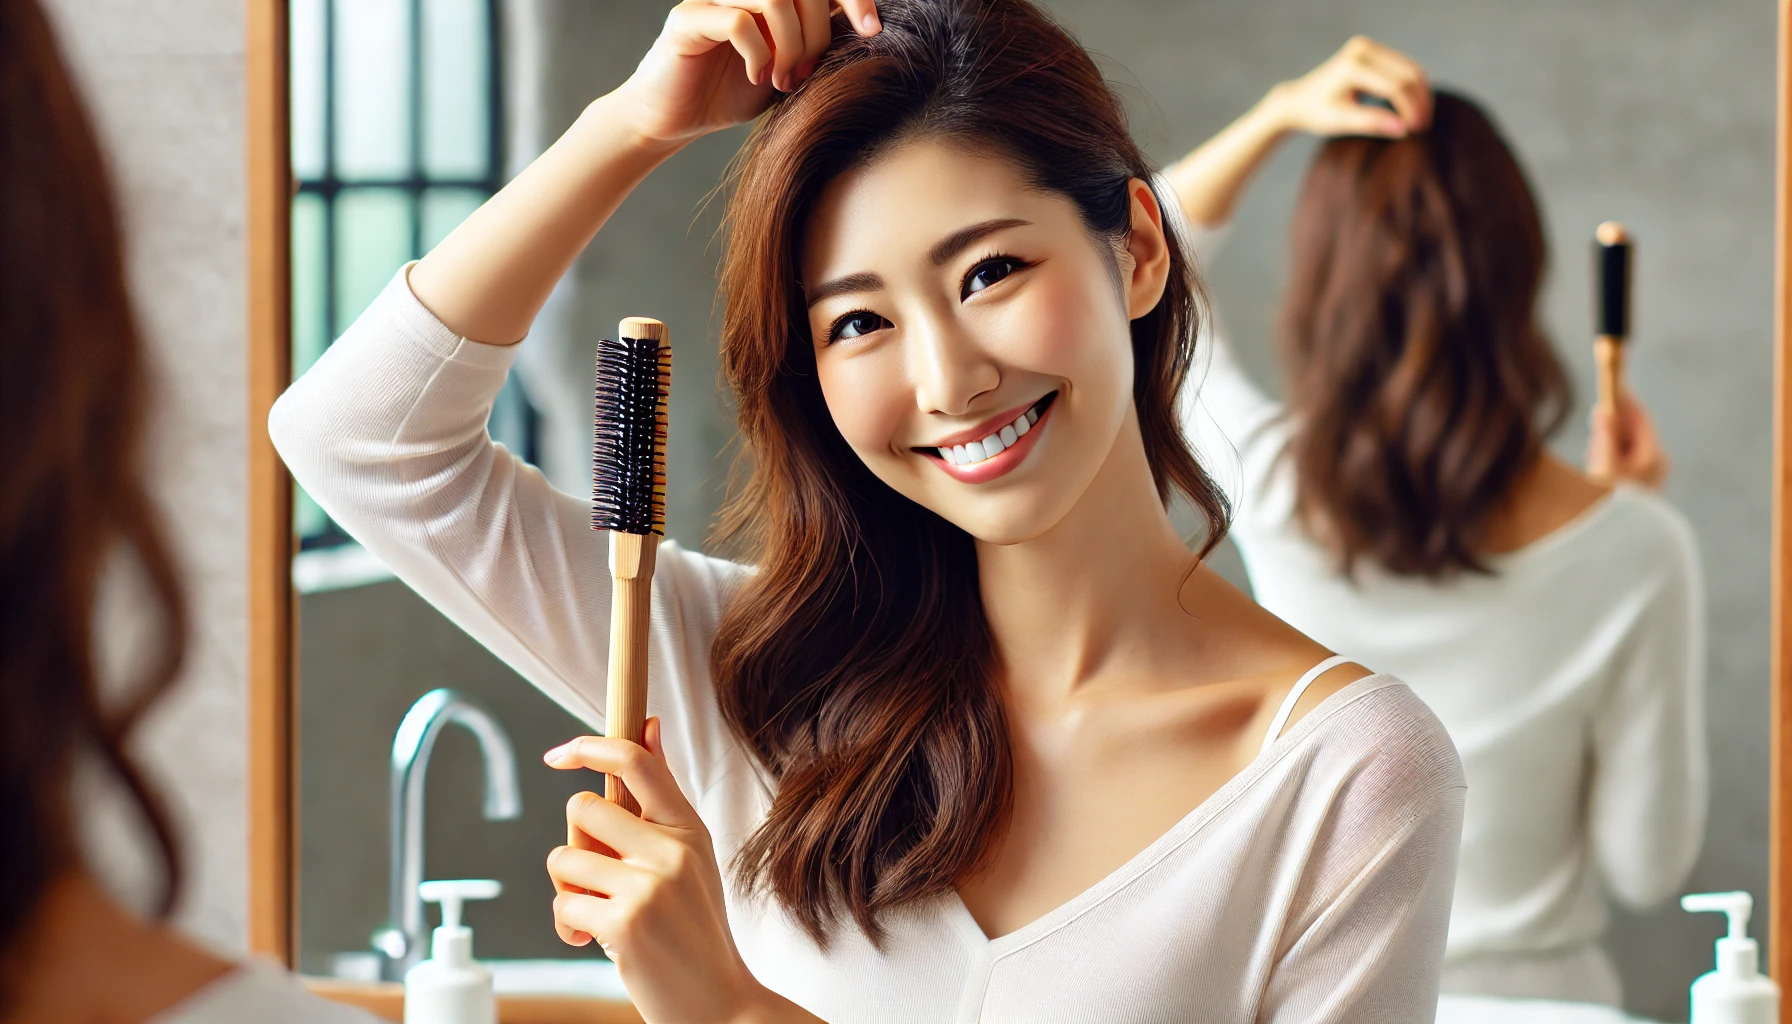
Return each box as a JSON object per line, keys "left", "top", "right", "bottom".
{"left": 582, "top": 88, "right": 693, "bottom": 166}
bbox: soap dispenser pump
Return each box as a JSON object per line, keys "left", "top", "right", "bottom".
{"left": 405, "top": 879, "right": 501, "bottom": 1024}
{"left": 1683, "top": 891, "right": 1779, "bottom": 1024}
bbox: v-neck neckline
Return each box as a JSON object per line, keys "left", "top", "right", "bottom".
{"left": 945, "top": 673, "right": 1394, "bottom": 954}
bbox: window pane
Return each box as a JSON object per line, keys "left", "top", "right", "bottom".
{"left": 420, "top": 187, "right": 485, "bottom": 251}
{"left": 333, "top": 0, "right": 412, "bottom": 181}
{"left": 290, "top": 0, "right": 327, "bottom": 180}
{"left": 292, "top": 191, "right": 329, "bottom": 378}
{"left": 334, "top": 188, "right": 414, "bottom": 333}
{"left": 295, "top": 485, "right": 330, "bottom": 542}
{"left": 489, "top": 375, "right": 535, "bottom": 462}
{"left": 422, "top": 0, "right": 490, "bottom": 181}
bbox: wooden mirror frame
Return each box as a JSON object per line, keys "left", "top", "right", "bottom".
{"left": 246, "top": 0, "right": 1792, "bottom": 1017}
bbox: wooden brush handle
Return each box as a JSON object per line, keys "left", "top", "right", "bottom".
{"left": 1595, "top": 334, "right": 1624, "bottom": 419}
{"left": 603, "top": 531, "right": 658, "bottom": 815}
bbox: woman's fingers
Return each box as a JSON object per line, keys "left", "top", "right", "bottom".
{"left": 549, "top": 844, "right": 649, "bottom": 900}
{"left": 1357, "top": 47, "right": 1431, "bottom": 128}
{"left": 734, "top": 0, "right": 805, "bottom": 91}
{"left": 553, "top": 891, "right": 627, "bottom": 954}
{"left": 832, "top": 0, "right": 881, "bottom": 37}
{"left": 546, "top": 733, "right": 700, "bottom": 829}
{"left": 668, "top": 2, "right": 773, "bottom": 85}
{"left": 797, "top": 0, "right": 833, "bottom": 65}
{"left": 547, "top": 844, "right": 648, "bottom": 946}
{"left": 1341, "top": 62, "right": 1423, "bottom": 132}
{"left": 563, "top": 787, "right": 664, "bottom": 856}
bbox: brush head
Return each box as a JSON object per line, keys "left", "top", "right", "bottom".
{"left": 591, "top": 317, "right": 670, "bottom": 536}
{"left": 1594, "top": 221, "right": 1632, "bottom": 341}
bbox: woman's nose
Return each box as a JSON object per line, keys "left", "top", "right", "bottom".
{"left": 909, "top": 316, "right": 999, "bottom": 416}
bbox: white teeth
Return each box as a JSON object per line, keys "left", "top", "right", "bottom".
{"left": 936, "top": 400, "right": 1047, "bottom": 468}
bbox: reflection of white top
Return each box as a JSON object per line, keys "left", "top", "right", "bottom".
{"left": 271, "top": 267, "right": 1467, "bottom": 1023}
{"left": 147, "top": 962, "right": 381, "bottom": 1023}
{"left": 1180, "top": 220, "right": 1707, "bottom": 1000}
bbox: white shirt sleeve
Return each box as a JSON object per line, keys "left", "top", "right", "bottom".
{"left": 1587, "top": 500, "right": 1709, "bottom": 909}
{"left": 1261, "top": 759, "right": 1466, "bottom": 1023}
{"left": 268, "top": 266, "right": 749, "bottom": 797}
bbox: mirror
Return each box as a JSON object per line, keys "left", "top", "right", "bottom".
{"left": 261, "top": 1, "right": 1778, "bottom": 1020}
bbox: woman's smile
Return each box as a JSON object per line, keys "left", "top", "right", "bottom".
{"left": 922, "top": 392, "right": 1057, "bottom": 483}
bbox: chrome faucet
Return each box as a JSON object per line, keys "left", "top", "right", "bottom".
{"left": 371, "top": 688, "right": 521, "bottom": 978}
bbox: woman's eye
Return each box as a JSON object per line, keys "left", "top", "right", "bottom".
{"left": 828, "top": 311, "right": 890, "bottom": 343}
{"left": 963, "top": 258, "right": 1021, "bottom": 299}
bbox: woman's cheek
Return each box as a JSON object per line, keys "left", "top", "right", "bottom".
{"left": 816, "top": 353, "right": 912, "bottom": 467}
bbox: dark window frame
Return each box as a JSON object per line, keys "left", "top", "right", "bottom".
{"left": 293, "top": 0, "right": 537, "bottom": 551}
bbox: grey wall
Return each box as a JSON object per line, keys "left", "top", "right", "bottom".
{"left": 44, "top": 0, "right": 252, "bottom": 953}
{"left": 296, "top": 1, "right": 1773, "bottom": 1019}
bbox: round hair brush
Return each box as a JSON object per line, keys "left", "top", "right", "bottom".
{"left": 1593, "top": 221, "right": 1632, "bottom": 418}
{"left": 587, "top": 316, "right": 670, "bottom": 817}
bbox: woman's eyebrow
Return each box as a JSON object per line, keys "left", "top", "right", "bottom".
{"left": 805, "top": 271, "right": 884, "bottom": 308}
{"left": 927, "top": 217, "right": 1031, "bottom": 266}
{"left": 806, "top": 218, "right": 1033, "bottom": 309}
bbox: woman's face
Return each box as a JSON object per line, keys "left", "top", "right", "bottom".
{"left": 801, "top": 139, "right": 1170, "bottom": 545}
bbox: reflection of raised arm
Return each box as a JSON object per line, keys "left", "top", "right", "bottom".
{"left": 1164, "top": 36, "right": 1429, "bottom": 230}
{"left": 408, "top": 0, "right": 884, "bottom": 346}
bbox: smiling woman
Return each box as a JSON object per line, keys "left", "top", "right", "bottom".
{"left": 267, "top": 0, "right": 1466, "bottom": 1020}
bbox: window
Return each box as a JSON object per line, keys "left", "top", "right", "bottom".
{"left": 289, "top": 0, "right": 536, "bottom": 551}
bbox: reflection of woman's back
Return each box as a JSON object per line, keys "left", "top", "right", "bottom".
{"left": 1186, "top": 91, "right": 1706, "bottom": 1006}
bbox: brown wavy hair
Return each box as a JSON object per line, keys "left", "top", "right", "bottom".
{"left": 1279, "top": 89, "right": 1571, "bottom": 578}
{"left": 709, "top": 0, "right": 1228, "bottom": 942}
{"left": 0, "top": 0, "right": 189, "bottom": 989}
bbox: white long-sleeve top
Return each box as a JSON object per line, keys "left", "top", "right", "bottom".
{"left": 270, "top": 266, "right": 1467, "bottom": 1023}
{"left": 1179, "top": 220, "right": 1707, "bottom": 1003}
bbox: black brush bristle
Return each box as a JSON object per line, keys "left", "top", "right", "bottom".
{"left": 1595, "top": 236, "right": 1631, "bottom": 339}
{"left": 591, "top": 335, "right": 669, "bottom": 536}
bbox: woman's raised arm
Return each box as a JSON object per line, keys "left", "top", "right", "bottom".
{"left": 408, "top": 0, "right": 883, "bottom": 345}
{"left": 1164, "top": 35, "right": 1427, "bottom": 230}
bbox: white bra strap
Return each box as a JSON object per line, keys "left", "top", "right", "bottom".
{"left": 1259, "top": 654, "right": 1354, "bottom": 756}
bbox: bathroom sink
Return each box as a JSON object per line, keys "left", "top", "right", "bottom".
{"left": 1435, "top": 995, "right": 1661, "bottom": 1024}
{"left": 328, "top": 951, "right": 628, "bottom": 998}
{"left": 487, "top": 958, "right": 629, "bottom": 998}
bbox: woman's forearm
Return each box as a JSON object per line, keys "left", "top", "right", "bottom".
{"left": 1163, "top": 92, "right": 1292, "bottom": 229}
{"left": 407, "top": 90, "right": 686, "bottom": 346}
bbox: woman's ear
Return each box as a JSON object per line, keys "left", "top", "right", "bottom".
{"left": 1122, "top": 178, "right": 1172, "bottom": 320}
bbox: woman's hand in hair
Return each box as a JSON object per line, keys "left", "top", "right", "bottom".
{"left": 1264, "top": 35, "right": 1432, "bottom": 140}
{"left": 617, "top": 0, "right": 882, "bottom": 148}
{"left": 544, "top": 720, "right": 822, "bottom": 1024}
{"left": 1587, "top": 390, "right": 1671, "bottom": 489}
{"left": 1167, "top": 36, "right": 1428, "bottom": 226}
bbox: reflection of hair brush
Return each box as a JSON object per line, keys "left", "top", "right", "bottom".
{"left": 588, "top": 316, "right": 670, "bottom": 817}
{"left": 1593, "top": 222, "right": 1632, "bottom": 418}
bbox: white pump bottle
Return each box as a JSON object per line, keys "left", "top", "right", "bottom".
{"left": 1683, "top": 891, "right": 1779, "bottom": 1024}
{"left": 405, "top": 879, "right": 502, "bottom": 1024}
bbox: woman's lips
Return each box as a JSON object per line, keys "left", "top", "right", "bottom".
{"left": 926, "top": 394, "right": 1055, "bottom": 484}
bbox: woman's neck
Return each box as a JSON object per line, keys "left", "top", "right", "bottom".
{"left": 2, "top": 870, "right": 234, "bottom": 1024}
{"left": 975, "top": 408, "right": 1202, "bottom": 707}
